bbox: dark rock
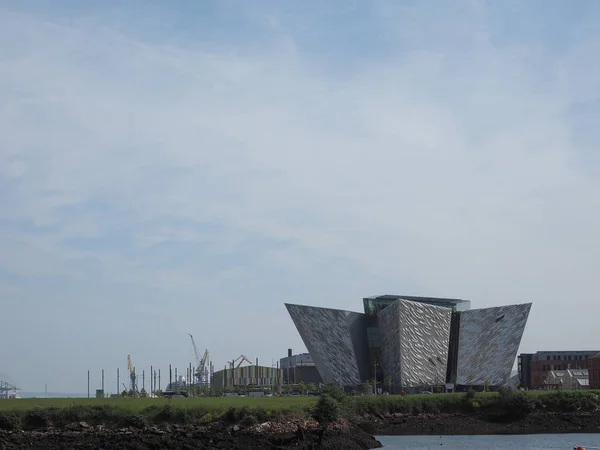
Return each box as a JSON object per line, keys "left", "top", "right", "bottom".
{"left": 369, "top": 412, "right": 600, "bottom": 436}
{"left": 0, "top": 423, "right": 382, "bottom": 450}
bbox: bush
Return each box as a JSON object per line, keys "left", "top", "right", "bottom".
{"left": 542, "top": 391, "right": 599, "bottom": 413}
{"left": 23, "top": 407, "right": 55, "bottom": 429}
{"left": 119, "top": 414, "right": 148, "bottom": 429}
{"left": 144, "top": 404, "right": 189, "bottom": 424}
{"left": 200, "top": 412, "right": 214, "bottom": 424}
{"left": 312, "top": 394, "right": 341, "bottom": 425}
{"left": 320, "top": 384, "right": 346, "bottom": 403}
{"left": 0, "top": 412, "right": 21, "bottom": 431}
{"left": 222, "top": 406, "right": 252, "bottom": 424}
{"left": 240, "top": 413, "right": 258, "bottom": 427}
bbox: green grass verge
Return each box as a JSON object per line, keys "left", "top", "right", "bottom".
{"left": 0, "top": 396, "right": 317, "bottom": 431}
{"left": 0, "top": 390, "right": 598, "bottom": 431}
{"left": 349, "top": 389, "right": 600, "bottom": 417}
{"left": 0, "top": 396, "right": 317, "bottom": 413}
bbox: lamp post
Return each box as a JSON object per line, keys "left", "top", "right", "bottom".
{"left": 373, "top": 362, "right": 380, "bottom": 395}
{"left": 428, "top": 356, "right": 437, "bottom": 393}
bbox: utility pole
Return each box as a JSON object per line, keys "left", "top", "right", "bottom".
{"left": 150, "top": 365, "right": 153, "bottom": 394}
{"left": 142, "top": 370, "right": 145, "bottom": 392}
{"left": 102, "top": 369, "right": 105, "bottom": 396}
{"left": 373, "top": 362, "right": 377, "bottom": 395}
{"left": 158, "top": 369, "right": 161, "bottom": 391}
{"left": 117, "top": 368, "right": 120, "bottom": 396}
{"left": 87, "top": 370, "right": 90, "bottom": 398}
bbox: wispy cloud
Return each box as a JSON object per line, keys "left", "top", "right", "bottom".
{"left": 1, "top": 0, "right": 600, "bottom": 391}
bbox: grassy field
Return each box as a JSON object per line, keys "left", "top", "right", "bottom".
{"left": 0, "top": 395, "right": 317, "bottom": 413}
{"left": 1, "top": 390, "right": 599, "bottom": 431}
{"left": 2, "top": 389, "right": 599, "bottom": 414}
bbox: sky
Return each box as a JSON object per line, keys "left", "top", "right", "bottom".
{"left": 1, "top": 0, "right": 600, "bottom": 394}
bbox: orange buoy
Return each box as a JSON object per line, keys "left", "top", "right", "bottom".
{"left": 575, "top": 446, "right": 585, "bottom": 450}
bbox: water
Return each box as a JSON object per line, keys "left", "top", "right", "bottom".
{"left": 377, "top": 434, "right": 600, "bottom": 449}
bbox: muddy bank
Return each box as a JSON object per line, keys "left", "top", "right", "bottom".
{"left": 358, "top": 411, "right": 600, "bottom": 436}
{"left": 0, "top": 421, "right": 382, "bottom": 450}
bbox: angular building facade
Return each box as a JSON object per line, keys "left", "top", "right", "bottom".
{"left": 455, "top": 303, "right": 532, "bottom": 386}
{"left": 285, "top": 304, "right": 370, "bottom": 386}
{"left": 286, "top": 295, "right": 531, "bottom": 392}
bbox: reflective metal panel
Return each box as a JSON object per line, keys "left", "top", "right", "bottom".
{"left": 379, "top": 299, "right": 451, "bottom": 390}
{"left": 285, "top": 304, "right": 369, "bottom": 386}
{"left": 456, "top": 303, "right": 532, "bottom": 386}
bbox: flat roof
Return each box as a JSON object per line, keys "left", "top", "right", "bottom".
{"left": 535, "top": 350, "right": 600, "bottom": 355}
{"left": 364, "top": 294, "right": 469, "bottom": 304}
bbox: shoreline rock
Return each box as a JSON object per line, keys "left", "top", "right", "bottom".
{"left": 3, "top": 412, "right": 600, "bottom": 449}
{"left": 0, "top": 421, "right": 383, "bottom": 450}
{"left": 359, "top": 411, "right": 600, "bottom": 436}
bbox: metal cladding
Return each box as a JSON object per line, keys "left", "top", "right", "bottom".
{"left": 379, "top": 300, "right": 451, "bottom": 391}
{"left": 377, "top": 300, "right": 402, "bottom": 392}
{"left": 456, "top": 303, "right": 532, "bottom": 386}
{"left": 284, "top": 303, "right": 369, "bottom": 386}
{"left": 285, "top": 296, "right": 532, "bottom": 390}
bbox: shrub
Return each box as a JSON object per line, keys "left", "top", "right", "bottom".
{"left": 23, "top": 407, "right": 53, "bottom": 429}
{"left": 119, "top": 414, "right": 148, "bottom": 429}
{"left": 222, "top": 406, "right": 253, "bottom": 424}
{"left": 542, "top": 391, "right": 599, "bottom": 413}
{"left": 251, "top": 407, "right": 269, "bottom": 423}
{"left": 144, "top": 404, "right": 189, "bottom": 424}
{"left": 320, "top": 384, "right": 346, "bottom": 403}
{"left": 200, "top": 412, "right": 214, "bottom": 424}
{"left": 312, "top": 394, "right": 341, "bottom": 425}
{"left": 240, "top": 413, "right": 258, "bottom": 427}
{"left": 0, "top": 412, "right": 21, "bottom": 431}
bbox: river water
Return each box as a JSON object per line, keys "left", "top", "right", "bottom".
{"left": 377, "top": 434, "right": 600, "bottom": 449}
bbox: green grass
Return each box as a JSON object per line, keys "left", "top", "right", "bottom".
{"left": 350, "top": 389, "right": 600, "bottom": 416}
{"left": 1, "top": 390, "right": 599, "bottom": 431}
{"left": 0, "top": 396, "right": 319, "bottom": 431}
{"left": 0, "top": 395, "right": 317, "bottom": 413}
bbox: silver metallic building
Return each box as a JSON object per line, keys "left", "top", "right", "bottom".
{"left": 285, "top": 295, "right": 531, "bottom": 391}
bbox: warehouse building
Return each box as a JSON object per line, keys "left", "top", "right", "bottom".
{"left": 212, "top": 365, "right": 283, "bottom": 389}
{"left": 280, "top": 350, "right": 323, "bottom": 385}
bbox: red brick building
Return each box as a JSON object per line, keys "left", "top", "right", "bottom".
{"left": 588, "top": 354, "right": 600, "bottom": 389}
{"left": 519, "top": 351, "right": 599, "bottom": 389}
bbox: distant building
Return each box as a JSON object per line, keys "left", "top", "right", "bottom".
{"left": 544, "top": 370, "right": 565, "bottom": 389}
{"left": 542, "top": 369, "right": 588, "bottom": 390}
{"left": 212, "top": 365, "right": 283, "bottom": 390}
{"left": 518, "top": 351, "right": 599, "bottom": 389}
{"left": 563, "top": 369, "right": 589, "bottom": 390}
{"left": 588, "top": 354, "right": 600, "bottom": 389}
{"left": 280, "top": 349, "right": 323, "bottom": 385}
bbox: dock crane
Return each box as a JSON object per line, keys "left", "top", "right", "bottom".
{"left": 227, "top": 355, "right": 253, "bottom": 369}
{"left": 188, "top": 333, "right": 210, "bottom": 386}
{"left": 127, "top": 355, "right": 138, "bottom": 392}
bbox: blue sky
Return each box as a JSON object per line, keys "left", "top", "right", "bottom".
{"left": 1, "top": 0, "right": 600, "bottom": 393}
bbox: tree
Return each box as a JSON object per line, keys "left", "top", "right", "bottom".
{"left": 307, "top": 383, "right": 317, "bottom": 393}
{"left": 385, "top": 376, "right": 392, "bottom": 394}
{"left": 361, "top": 382, "right": 373, "bottom": 395}
{"left": 298, "top": 382, "right": 307, "bottom": 395}
{"left": 321, "top": 383, "right": 346, "bottom": 402}
{"left": 312, "top": 394, "right": 340, "bottom": 427}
